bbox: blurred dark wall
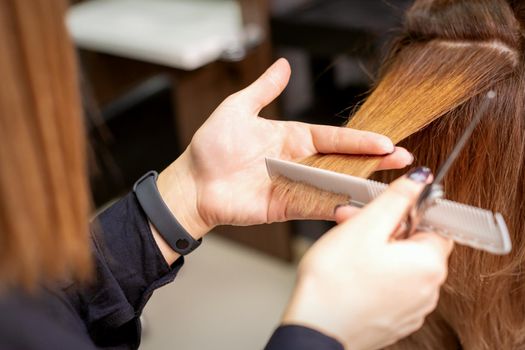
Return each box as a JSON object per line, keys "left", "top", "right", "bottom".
{"left": 270, "top": 0, "right": 413, "bottom": 239}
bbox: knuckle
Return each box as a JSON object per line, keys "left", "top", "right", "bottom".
{"left": 331, "top": 129, "right": 341, "bottom": 152}
{"left": 421, "top": 292, "right": 440, "bottom": 316}
{"left": 417, "top": 284, "right": 434, "bottom": 302}
{"left": 422, "top": 260, "right": 439, "bottom": 277}
{"left": 222, "top": 92, "right": 243, "bottom": 106}
{"left": 423, "top": 260, "right": 447, "bottom": 284}
{"left": 430, "top": 291, "right": 440, "bottom": 309}
{"left": 425, "top": 289, "right": 439, "bottom": 307}
{"left": 410, "top": 253, "right": 446, "bottom": 283}
{"left": 389, "top": 178, "right": 422, "bottom": 199}
{"left": 356, "top": 133, "right": 367, "bottom": 153}
{"left": 380, "top": 187, "right": 411, "bottom": 211}
{"left": 413, "top": 318, "right": 426, "bottom": 331}
{"left": 437, "top": 266, "right": 448, "bottom": 284}
{"left": 404, "top": 318, "right": 426, "bottom": 336}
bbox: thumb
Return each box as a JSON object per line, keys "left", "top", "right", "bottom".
{"left": 239, "top": 58, "right": 291, "bottom": 114}
{"left": 348, "top": 167, "right": 432, "bottom": 242}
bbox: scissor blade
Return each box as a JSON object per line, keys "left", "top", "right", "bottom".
{"left": 433, "top": 90, "right": 496, "bottom": 184}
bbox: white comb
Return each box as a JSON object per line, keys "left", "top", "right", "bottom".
{"left": 266, "top": 157, "right": 511, "bottom": 255}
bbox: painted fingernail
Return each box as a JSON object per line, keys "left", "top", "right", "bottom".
{"left": 407, "top": 166, "right": 432, "bottom": 183}
{"left": 333, "top": 204, "right": 352, "bottom": 215}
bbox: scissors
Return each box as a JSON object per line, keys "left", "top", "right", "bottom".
{"left": 403, "top": 90, "right": 497, "bottom": 237}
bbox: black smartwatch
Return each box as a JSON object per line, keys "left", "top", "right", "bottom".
{"left": 133, "top": 171, "right": 202, "bottom": 256}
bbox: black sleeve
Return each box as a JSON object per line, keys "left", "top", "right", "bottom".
{"left": 265, "top": 325, "right": 344, "bottom": 350}
{"left": 65, "top": 192, "right": 184, "bottom": 348}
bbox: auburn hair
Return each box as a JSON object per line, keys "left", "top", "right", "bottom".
{"left": 0, "top": 0, "right": 91, "bottom": 290}
{"left": 274, "top": 0, "right": 525, "bottom": 348}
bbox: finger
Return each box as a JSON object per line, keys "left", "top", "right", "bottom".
{"left": 334, "top": 205, "right": 360, "bottom": 224}
{"left": 375, "top": 147, "right": 414, "bottom": 171}
{"left": 348, "top": 167, "right": 433, "bottom": 242}
{"left": 238, "top": 58, "right": 291, "bottom": 114}
{"left": 308, "top": 125, "right": 394, "bottom": 155}
{"left": 408, "top": 232, "right": 455, "bottom": 260}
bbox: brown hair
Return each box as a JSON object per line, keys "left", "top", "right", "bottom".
{"left": 0, "top": 0, "right": 91, "bottom": 290}
{"left": 274, "top": 0, "right": 525, "bottom": 348}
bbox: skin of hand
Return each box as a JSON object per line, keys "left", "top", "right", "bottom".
{"left": 153, "top": 58, "right": 414, "bottom": 263}
{"left": 281, "top": 172, "right": 454, "bottom": 350}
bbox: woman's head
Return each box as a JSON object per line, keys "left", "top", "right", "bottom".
{"left": 274, "top": 0, "right": 525, "bottom": 347}
{"left": 387, "top": 1, "right": 525, "bottom": 347}
{"left": 274, "top": 0, "right": 522, "bottom": 214}
{"left": 0, "top": 0, "right": 91, "bottom": 290}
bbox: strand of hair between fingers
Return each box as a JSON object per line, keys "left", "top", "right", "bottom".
{"left": 436, "top": 40, "right": 519, "bottom": 65}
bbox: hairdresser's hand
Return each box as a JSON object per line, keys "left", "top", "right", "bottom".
{"left": 157, "top": 58, "right": 413, "bottom": 239}
{"left": 282, "top": 169, "right": 454, "bottom": 350}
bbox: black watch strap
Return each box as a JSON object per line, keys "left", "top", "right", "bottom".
{"left": 133, "top": 171, "right": 202, "bottom": 255}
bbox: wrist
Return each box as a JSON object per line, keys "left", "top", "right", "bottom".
{"left": 282, "top": 277, "right": 351, "bottom": 349}
{"left": 157, "top": 150, "right": 212, "bottom": 238}
{"left": 152, "top": 151, "right": 212, "bottom": 264}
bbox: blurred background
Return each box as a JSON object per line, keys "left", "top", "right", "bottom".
{"left": 68, "top": 0, "right": 412, "bottom": 348}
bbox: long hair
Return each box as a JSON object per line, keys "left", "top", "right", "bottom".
{"left": 0, "top": 0, "right": 91, "bottom": 290}
{"left": 274, "top": 0, "right": 525, "bottom": 348}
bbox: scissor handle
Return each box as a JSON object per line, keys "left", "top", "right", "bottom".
{"left": 403, "top": 183, "right": 444, "bottom": 237}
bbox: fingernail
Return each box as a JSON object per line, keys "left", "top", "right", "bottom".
{"left": 407, "top": 166, "right": 432, "bottom": 183}
{"left": 333, "top": 204, "right": 352, "bottom": 215}
{"left": 407, "top": 152, "right": 415, "bottom": 165}
{"left": 377, "top": 137, "right": 394, "bottom": 154}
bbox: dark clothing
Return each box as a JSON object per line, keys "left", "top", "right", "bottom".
{"left": 0, "top": 193, "right": 342, "bottom": 350}
{"left": 265, "top": 325, "right": 344, "bottom": 350}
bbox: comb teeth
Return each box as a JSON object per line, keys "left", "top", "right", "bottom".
{"left": 265, "top": 158, "right": 512, "bottom": 255}
{"left": 365, "top": 179, "right": 386, "bottom": 201}
{"left": 423, "top": 199, "right": 511, "bottom": 254}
